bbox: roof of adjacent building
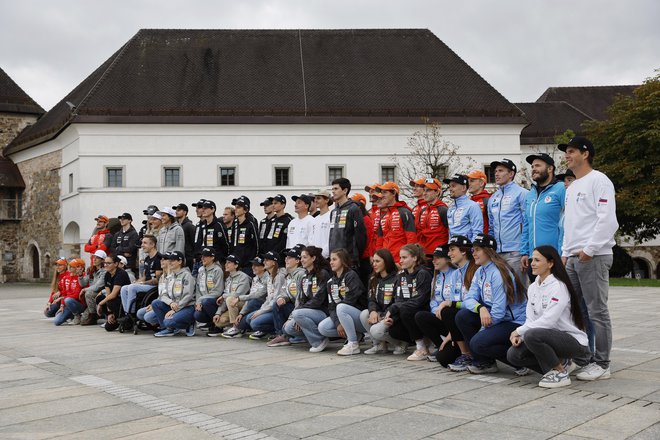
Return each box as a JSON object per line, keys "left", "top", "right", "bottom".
{"left": 536, "top": 85, "right": 637, "bottom": 121}
{"left": 0, "top": 67, "right": 45, "bottom": 115}
{"left": 0, "top": 157, "right": 25, "bottom": 189}
{"left": 515, "top": 102, "right": 592, "bottom": 145}
{"left": 4, "top": 28, "right": 525, "bottom": 156}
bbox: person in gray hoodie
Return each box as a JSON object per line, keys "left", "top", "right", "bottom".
{"left": 157, "top": 207, "right": 185, "bottom": 256}
{"left": 193, "top": 247, "right": 225, "bottom": 330}
{"left": 222, "top": 256, "right": 270, "bottom": 338}
{"left": 151, "top": 251, "right": 196, "bottom": 337}
{"left": 209, "top": 254, "right": 251, "bottom": 334}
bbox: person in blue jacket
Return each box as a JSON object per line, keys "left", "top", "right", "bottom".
{"left": 488, "top": 158, "right": 528, "bottom": 286}
{"left": 520, "top": 153, "right": 565, "bottom": 281}
{"left": 454, "top": 233, "right": 527, "bottom": 374}
{"left": 443, "top": 174, "right": 483, "bottom": 241}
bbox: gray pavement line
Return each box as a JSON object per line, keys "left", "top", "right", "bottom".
{"left": 69, "top": 375, "right": 276, "bottom": 440}
{"left": 611, "top": 347, "right": 660, "bottom": 356}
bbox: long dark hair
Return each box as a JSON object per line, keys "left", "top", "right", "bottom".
{"left": 481, "top": 247, "right": 526, "bottom": 304}
{"left": 534, "top": 245, "right": 585, "bottom": 330}
{"left": 454, "top": 245, "right": 478, "bottom": 290}
{"left": 369, "top": 248, "right": 397, "bottom": 297}
{"left": 302, "top": 246, "right": 329, "bottom": 278}
{"left": 330, "top": 248, "right": 352, "bottom": 276}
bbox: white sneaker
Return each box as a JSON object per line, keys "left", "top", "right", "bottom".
{"left": 563, "top": 359, "right": 578, "bottom": 375}
{"left": 539, "top": 369, "right": 571, "bottom": 388}
{"left": 576, "top": 363, "right": 611, "bottom": 381}
{"left": 407, "top": 349, "right": 429, "bottom": 361}
{"left": 72, "top": 315, "right": 81, "bottom": 325}
{"left": 392, "top": 342, "right": 408, "bottom": 355}
{"left": 309, "top": 337, "right": 329, "bottom": 353}
{"left": 337, "top": 342, "right": 360, "bottom": 356}
{"left": 364, "top": 342, "right": 387, "bottom": 355}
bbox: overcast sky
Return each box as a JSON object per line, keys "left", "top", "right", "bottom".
{"left": 2, "top": 0, "right": 658, "bottom": 111}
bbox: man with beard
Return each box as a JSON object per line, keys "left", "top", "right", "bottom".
{"left": 520, "top": 153, "right": 565, "bottom": 280}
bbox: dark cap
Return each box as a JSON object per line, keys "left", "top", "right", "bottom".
{"left": 201, "top": 200, "right": 216, "bottom": 210}
{"left": 260, "top": 197, "right": 274, "bottom": 207}
{"left": 231, "top": 196, "right": 250, "bottom": 210}
{"left": 432, "top": 245, "right": 450, "bottom": 259}
{"left": 118, "top": 212, "right": 133, "bottom": 221}
{"left": 284, "top": 247, "right": 302, "bottom": 259}
{"left": 472, "top": 233, "right": 497, "bottom": 251}
{"left": 200, "top": 247, "right": 215, "bottom": 257}
{"left": 142, "top": 205, "right": 159, "bottom": 216}
{"left": 291, "top": 194, "right": 313, "bottom": 206}
{"left": 191, "top": 199, "right": 207, "bottom": 208}
{"left": 250, "top": 256, "right": 265, "bottom": 266}
{"left": 225, "top": 254, "right": 240, "bottom": 265}
{"left": 525, "top": 153, "right": 555, "bottom": 167}
{"left": 164, "top": 251, "right": 185, "bottom": 262}
{"left": 490, "top": 158, "right": 517, "bottom": 174}
{"left": 442, "top": 174, "right": 469, "bottom": 186}
{"left": 172, "top": 203, "right": 189, "bottom": 212}
{"left": 262, "top": 251, "right": 281, "bottom": 263}
{"left": 558, "top": 136, "right": 594, "bottom": 156}
{"left": 448, "top": 235, "right": 472, "bottom": 248}
{"left": 556, "top": 169, "right": 576, "bottom": 181}
{"left": 272, "top": 194, "right": 286, "bottom": 204}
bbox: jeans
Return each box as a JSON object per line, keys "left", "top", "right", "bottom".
{"left": 194, "top": 297, "right": 219, "bottom": 323}
{"left": 272, "top": 301, "right": 295, "bottom": 335}
{"left": 566, "top": 255, "right": 613, "bottom": 368}
{"left": 45, "top": 302, "right": 59, "bottom": 317}
{"left": 137, "top": 306, "right": 159, "bottom": 326}
{"left": 54, "top": 298, "right": 85, "bottom": 326}
{"left": 455, "top": 308, "right": 517, "bottom": 365}
{"left": 369, "top": 321, "right": 406, "bottom": 345}
{"left": 507, "top": 327, "right": 591, "bottom": 373}
{"left": 151, "top": 300, "right": 195, "bottom": 330}
{"left": 291, "top": 308, "right": 328, "bottom": 347}
{"left": 250, "top": 311, "right": 275, "bottom": 333}
{"left": 283, "top": 318, "right": 304, "bottom": 339}
{"left": 120, "top": 284, "right": 154, "bottom": 314}
{"left": 334, "top": 303, "right": 368, "bottom": 343}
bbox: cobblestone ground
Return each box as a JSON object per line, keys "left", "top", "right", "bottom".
{"left": 0, "top": 283, "right": 659, "bottom": 439}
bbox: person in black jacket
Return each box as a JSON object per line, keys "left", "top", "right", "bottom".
{"left": 111, "top": 213, "right": 139, "bottom": 271}
{"left": 190, "top": 199, "right": 207, "bottom": 275}
{"left": 329, "top": 178, "right": 367, "bottom": 267}
{"left": 258, "top": 198, "right": 275, "bottom": 256}
{"left": 262, "top": 194, "right": 292, "bottom": 256}
{"left": 362, "top": 249, "right": 399, "bottom": 354}
{"left": 195, "top": 200, "right": 229, "bottom": 265}
{"left": 229, "top": 196, "right": 259, "bottom": 277}
{"left": 174, "top": 203, "right": 195, "bottom": 270}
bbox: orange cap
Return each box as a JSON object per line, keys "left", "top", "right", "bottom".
{"left": 94, "top": 215, "right": 109, "bottom": 223}
{"left": 409, "top": 178, "right": 426, "bottom": 187}
{"left": 55, "top": 258, "right": 68, "bottom": 266}
{"left": 467, "top": 170, "right": 488, "bottom": 182}
{"left": 351, "top": 193, "right": 367, "bottom": 205}
{"left": 423, "top": 177, "right": 442, "bottom": 191}
{"left": 377, "top": 181, "right": 400, "bottom": 194}
{"left": 69, "top": 259, "right": 85, "bottom": 268}
{"left": 364, "top": 183, "right": 380, "bottom": 192}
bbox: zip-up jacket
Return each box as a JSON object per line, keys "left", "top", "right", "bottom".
{"left": 261, "top": 213, "right": 292, "bottom": 256}
{"left": 157, "top": 222, "right": 185, "bottom": 256}
{"left": 376, "top": 201, "right": 417, "bottom": 264}
{"left": 111, "top": 226, "right": 139, "bottom": 269}
{"left": 256, "top": 268, "right": 287, "bottom": 313}
{"left": 471, "top": 190, "right": 491, "bottom": 234}
{"left": 197, "top": 217, "right": 229, "bottom": 262}
{"left": 488, "top": 181, "right": 528, "bottom": 252}
{"left": 275, "top": 266, "right": 306, "bottom": 305}
{"left": 387, "top": 266, "right": 432, "bottom": 318}
{"left": 216, "top": 270, "right": 251, "bottom": 315}
{"left": 194, "top": 263, "right": 224, "bottom": 304}
{"left": 56, "top": 271, "right": 72, "bottom": 305}
{"left": 362, "top": 214, "right": 375, "bottom": 259}
{"left": 368, "top": 206, "right": 381, "bottom": 258}
{"left": 298, "top": 269, "right": 330, "bottom": 313}
{"left": 84, "top": 228, "right": 112, "bottom": 264}
{"left": 329, "top": 200, "right": 367, "bottom": 265}
{"left": 368, "top": 272, "right": 398, "bottom": 316}
{"left": 160, "top": 267, "right": 195, "bottom": 308}
{"left": 239, "top": 271, "right": 269, "bottom": 303}
{"left": 418, "top": 199, "right": 449, "bottom": 254}
{"left": 61, "top": 274, "right": 84, "bottom": 306}
{"left": 429, "top": 267, "right": 456, "bottom": 313}
{"left": 327, "top": 269, "right": 367, "bottom": 326}
{"left": 180, "top": 217, "right": 196, "bottom": 266}
{"left": 463, "top": 261, "right": 526, "bottom": 325}
{"left": 516, "top": 274, "right": 587, "bottom": 346}
{"left": 448, "top": 260, "right": 472, "bottom": 306}
{"left": 230, "top": 214, "right": 260, "bottom": 267}
{"left": 412, "top": 199, "right": 427, "bottom": 231}
{"left": 447, "top": 195, "right": 483, "bottom": 242}
{"left": 521, "top": 180, "right": 565, "bottom": 257}
{"left": 258, "top": 215, "right": 276, "bottom": 255}
{"left": 86, "top": 268, "right": 107, "bottom": 295}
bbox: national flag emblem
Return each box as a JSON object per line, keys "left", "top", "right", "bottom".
{"left": 551, "top": 297, "right": 559, "bottom": 302}
{"left": 599, "top": 198, "right": 608, "bottom": 203}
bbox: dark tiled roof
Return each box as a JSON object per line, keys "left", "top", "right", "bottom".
{"left": 536, "top": 85, "right": 638, "bottom": 121}
{"left": 516, "top": 102, "right": 592, "bottom": 145}
{"left": 5, "top": 29, "right": 524, "bottom": 156}
{"left": 0, "top": 157, "right": 25, "bottom": 188}
{"left": 0, "top": 67, "right": 44, "bottom": 115}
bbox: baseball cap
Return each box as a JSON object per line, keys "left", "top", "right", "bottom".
{"left": 150, "top": 212, "right": 163, "bottom": 220}
{"left": 69, "top": 259, "right": 84, "bottom": 268}
{"left": 172, "top": 203, "right": 189, "bottom": 212}
{"left": 272, "top": 194, "right": 287, "bottom": 204}
{"left": 142, "top": 205, "right": 159, "bottom": 216}
{"left": 558, "top": 136, "right": 595, "bottom": 156}
{"left": 117, "top": 255, "right": 128, "bottom": 265}
{"left": 377, "top": 182, "right": 400, "bottom": 194}
{"left": 94, "top": 215, "right": 109, "bottom": 223}
{"left": 423, "top": 177, "right": 442, "bottom": 191}
{"left": 250, "top": 256, "right": 265, "bottom": 266}
{"left": 291, "top": 194, "right": 313, "bottom": 206}
{"left": 556, "top": 169, "right": 576, "bottom": 181}
{"left": 201, "top": 200, "right": 216, "bottom": 210}
{"left": 158, "top": 207, "right": 176, "bottom": 218}
{"left": 55, "top": 258, "right": 68, "bottom": 266}
{"left": 284, "top": 248, "right": 302, "bottom": 259}
{"left": 490, "top": 158, "right": 517, "bottom": 174}
{"left": 93, "top": 250, "right": 107, "bottom": 259}
{"left": 526, "top": 153, "right": 555, "bottom": 166}
{"left": 432, "top": 245, "right": 450, "bottom": 259}
{"left": 409, "top": 178, "right": 426, "bottom": 187}
{"left": 200, "top": 247, "right": 215, "bottom": 257}
{"left": 364, "top": 183, "right": 380, "bottom": 192}
{"left": 191, "top": 199, "right": 207, "bottom": 208}
{"left": 260, "top": 198, "right": 274, "bottom": 207}
{"left": 263, "top": 251, "right": 281, "bottom": 263}
{"left": 225, "top": 254, "right": 240, "bottom": 265}
{"left": 442, "top": 174, "right": 469, "bottom": 186}
{"left": 164, "top": 251, "right": 185, "bottom": 262}
{"left": 467, "top": 170, "right": 488, "bottom": 182}
{"left": 351, "top": 193, "right": 367, "bottom": 205}
{"left": 314, "top": 188, "right": 331, "bottom": 199}
{"left": 231, "top": 196, "right": 251, "bottom": 210}
{"left": 117, "top": 212, "right": 133, "bottom": 221}
{"left": 448, "top": 235, "right": 472, "bottom": 248}
{"left": 472, "top": 233, "right": 497, "bottom": 251}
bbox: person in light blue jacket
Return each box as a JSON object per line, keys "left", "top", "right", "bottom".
{"left": 443, "top": 174, "right": 483, "bottom": 241}
{"left": 520, "top": 154, "right": 566, "bottom": 281}
{"left": 488, "top": 158, "right": 528, "bottom": 285}
{"left": 453, "top": 234, "right": 527, "bottom": 374}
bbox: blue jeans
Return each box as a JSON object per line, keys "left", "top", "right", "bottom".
{"left": 54, "top": 298, "right": 85, "bottom": 326}
{"left": 120, "top": 284, "right": 154, "bottom": 314}
{"left": 283, "top": 318, "right": 304, "bottom": 339}
{"left": 151, "top": 300, "right": 195, "bottom": 330}
{"left": 291, "top": 308, "right": 328, "bottom": 347}
{"left": 272, "top": 301, "right": 295, "bottom": 335}
{"left": 335, "top": 303, "right": 367, "bottom": 343}
{"left": 137, "top": 306, "right": 159, "bottom": 325}
{"left": 194, "top": 297, "right": 219, "bottom": 323}
{"left": 249, "top": 311, "right": 275, "bottom": 333}
{"left": 455, "top": 308, "right": 517, "bottom": 365}
{"left": 45, "top": 302, "right": 59, "bottom": 317}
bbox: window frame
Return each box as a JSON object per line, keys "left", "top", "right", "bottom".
{"left": 162, "top": 166, "right": 182, "bottom": 188}
{"left": 218, "top": 165, "right": 238, "bottom": 187}
{"left": 273, "top": 165, "right": 292, "bottom": 187}
{"left": 105, "top": 166, "right": 125, "bottom": 188}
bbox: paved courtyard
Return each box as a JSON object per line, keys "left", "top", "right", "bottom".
{"left": 0, "top": 283, "right": 659, "bottom": 440}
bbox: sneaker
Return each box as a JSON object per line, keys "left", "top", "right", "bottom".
{"left": 337, "top": 342, "right": 361, "bottom": 356}
{"left": 563, "top": 359, "right": 578, "bottom": 375}
{"left": 448, "top": 354, "right": 473, "bottom": 372}
{"left": 289, "top": 336, "right": 306, "bottom": 344}
{"left": 467, "top": 361, "right": 498, "bottom": 374}
{"left": 539, "top": 369, "right": 571, "bottom": 388}
{"left": 198, "top": 322, "right": 211, "bottom": 331}
{"left": 392, "top": 342, "right": 408, "bottom": 355}
{"left": 407, "top": 349, "right": 429, "bottom": 361}
{"left": 154, "top": 329, "right": 176, "bottom": 337}
{"left": 72, "top": 315, "right": 81, "bottom": 325}
{"left": 186, "top": 324, "right": 196, "bottom": 337}
{"left": 99, "top": 322, "right": 106, "bottom": 328}
{"left": 222, "top": 327, "right": 243, "bottom": 338}
{"left": 248, "top": 330, "right": 267, "bottom": 340}
{"left": 267, "top": 335, "right": 291, "bottom": 347}
{"left": 364, "top": 342, "right": 387, "bottom": 355}
{"left": 514, "top": 367, "right": 531, "bottom": 376}
{"left": 206, "top": 326, "right": 224, "bottom": 337}
{"left": 309, "top": 338, "right": 329, "bottom": 353}
{"left": 576, "top": 363, "right": 611, "bottom": 381}
{"left": 427, "top": 351, "right": 439, "bottom": 362}
{"left": 81, "top": 314, "right": 98, "bottom": 326}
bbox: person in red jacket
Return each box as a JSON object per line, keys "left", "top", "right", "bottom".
{"left": 351, "top": 193, "right": 376, "bottom": 286}
{"left": 84, "top": 215, "right": 113, "bottom": 266}
{"left": 54, "top": 259, "right": 86, "bottom": 326}
{"left": 467, "top": 170, "right": 491, "bottom": 234}
{"left": 45, "top": 258, "right": 69, "bottom": 317}
{"left": 375, "top": 182, "right": 417, "bottom": 265}
{"left": 409, "top": 178, "right": 427, "bottom": 231}
{"left": 417, "top": 178, "right": 449, "bottom": 255}
{"left": 364, "top": 183, "right": 382, "bottom": 260}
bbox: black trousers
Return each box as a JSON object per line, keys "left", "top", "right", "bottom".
{"left": 415, "top": 310, "right": 461, "bottom": 367}
{"left": 389, "top": 306, "right": 426, "bottom": 343}
{"left": 440, "top": 306, "right": 464, "bottom": 342}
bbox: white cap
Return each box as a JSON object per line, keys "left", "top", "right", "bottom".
{"left": 117, "top": 255, "right": 128, "bottom": 265}
{"left": 93, "top": 250, "right": 107, "bottom": 259}
{"left": 158, "top": 206, "right": 176, "bottom": 218}
{"left": 150, "top": 212, "right": 163, "bottom": 220}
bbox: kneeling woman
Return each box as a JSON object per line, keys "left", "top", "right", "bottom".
{"left": 507, "top": 245, "right": 590, "bottom": 388}
{"left": 151, "top": 251, "right": 196, "bottom": 337}
{"left": 455, "top": 234, "right": 527, "bottom": 374}
{"left": 318, "top": 248, "right": 368, "bottom": 355}
{"left": 361, "top": 249, "right": 398, "bottom": 354}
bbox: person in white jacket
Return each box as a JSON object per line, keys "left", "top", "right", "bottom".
{"left": 508, "top": 245, "right": 591, "bottom": 388}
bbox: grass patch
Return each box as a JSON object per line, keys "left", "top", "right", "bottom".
{"left": 610, "top": 278, "right": 660, "bottom": 287}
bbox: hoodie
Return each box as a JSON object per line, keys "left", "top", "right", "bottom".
{"left": 111, "top": 225, "right": 139, "bottom": 269}
{"left": 387, "top": 266, "right": 432, "bottom": 319}
{"left": 417, "top": 199, "right": 449, "bottom": 254}
{"left": 471, "top": 190, "right": 491, "bottom": 234}
{"left": 329, "top": 199, "right": 367, "bottom": 265}
{"left": 367, "top": 271, "right": 398, "bottom": 315}
{"left": 84, "top": 228, "right": 112, "bottom": 265}
{"left": 376, "top": 201, "right": 417, "bottom": 264}
{"left": 326, "top": 269, "right": 367, "bottom": 326}
{"left": 160, "top": 267, "right": 195, "bottom": 308}
{"left": 157, "top": 222, "right": 185, "bottom": 256}
{"left": 275, "top": 266, "right": 306, "bottom": 305}
{"left": 230, "top": 213, "right": 260, "bottom": 267}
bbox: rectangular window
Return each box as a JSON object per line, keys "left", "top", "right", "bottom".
{"left": 380, "top": 165, "right": 396, "bottom": 183}
{"left": 275, "top": 167, "right": 290, "bottom": 186}
{"left": 68, "top": 173, "right": 73, "bottom": 193}
{"left": 106, "top": 167, "right": 123, "bottom": 188}
{"left": 431, "top": 165, "right": 449, "bottom": 181}
{"left": 164, "top": 167, "right": 181, "bottom": 187}
{"left": 219, "top": 167, "right": 236, "bottom": 186}
{"left": 484, "top": 165, "right": 496, "bottom": 183}
{"left": 328, "top": 166, "right": 344, "bottom": 185}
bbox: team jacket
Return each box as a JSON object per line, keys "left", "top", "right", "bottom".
{"left": 159, "top": 267, "right": 195, "bottom": 308}
{"left": 386, "top": 266, "right": 432, "bottom": 319}
{"left": 376, "top": 201, "right": 417, "bottom": 264}
{"left": 429, "top": 267, "right": 456, "bottom": 313}
{"left": 110, "top": 226, "right": 139, "bottom": 269}
{"left": 84, "top": 228, "right": 112, "bottom": 264}
{"left": 194, "top": 263, "right": 225, "bottom": 304}
{"left": 367, "top": 272, "right": 398, "bottom": 316}
{"left": 520, "top": 180, "right": 565, "bottom": 257}
{"left": 463, "top": 261, "right": 527, "bottom": 326}
{"left": 275, "top": 266, "right": 306, "bottom": 305}
{"left": 194, "top": 217, "right": 229, "bottom": 261}
{"left": 368, "top": 206, "right": 381, "bottom": 257}
{"left": 471, "top": 190, "right": 491, "bottom": 234}
{"left": 516, "top": 274, "right": 588, "bottom": 346}
{"left": 326, "top": 269, "right": 367, "bottom": 326}
{"left": 298, "top": 269, "right": 330, "bottom": 313}
{"left": 447, "top": 260, "right": 472, "bottom": 306}
{"left": 447, "top": 195, "right": 483, "bottom": 242}
{"left": 157, "top": 223, "right": 185, "bottom": 256}
{"left": 329, "top": 200, "right": 367, "bottom": 266}
{"left": 229, "top": 214, "right": 260, "bottom": 267}
{"left": 179, "top": 218, "right": 196, "bottom": 266}
{"left": 417, "top": 199, "right": 449, "bottom": 254}
{"left": 256, "top": 268, "right": 287, "bottom": 313}
{"left": 240, "top": 271, "right": 269, "bottom": 303}
{"left": 361, "top": 214, "right": 375, "bottom": 259}
{"left": 261, "top": 213, "right": 292, "bottom": 256}
{"left": 488, "top": 181, "right": 529, "bottom": 253}
{"left": 61, "top": 274, "right": 84, "bottom": 306}
{"left": 412, "top": 199, "right": 427, "bottom": 231}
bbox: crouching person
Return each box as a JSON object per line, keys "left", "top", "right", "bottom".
{"left": 97, "top": 254, "right": 132, "bottom": 331}
{"left": 193, "top": 247, "right": 225, "bottom": 331}
{"left": 209, "top": 254, "right": 251, "bottom": 335}
{"left": 54, "top": 259, "right": 87, "bottom": 326}
{"left": 151, "top": 251, "right": 196, "bottom": 337}
{"left": 137, "top": 257, "right": 171, "bottom": 328}
{"left": 80, "top": 250, "right": 108, "bottom": 325}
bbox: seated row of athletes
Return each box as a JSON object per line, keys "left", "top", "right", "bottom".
{"left": 47, "top": 141, "right": 617, "bottom": 388}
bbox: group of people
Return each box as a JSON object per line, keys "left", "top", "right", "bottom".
{"left": 45, "top": 136, "right": 618, "bottom": 388}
